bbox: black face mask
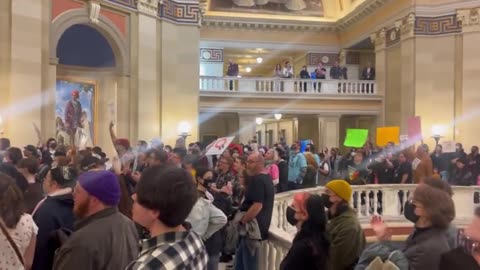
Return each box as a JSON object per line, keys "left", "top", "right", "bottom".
{"left": 286, "top": 207, "right": 297, "bottom": 226}
{"left": 321, "top": 194, "right": 333, "bottom": 209}
{"left": 404, "top": 201, "right": 419, "bottom": 223}
{"left": 199, "top": 178, "right": 214, "bottom": 190}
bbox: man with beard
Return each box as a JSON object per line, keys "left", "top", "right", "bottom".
{"left": 323, "top": 180, "right": 365, "bottom": 270}
{"left": 53, "top": 170, "right": 138, "bottom": 270}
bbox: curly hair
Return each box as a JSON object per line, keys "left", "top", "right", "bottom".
{"left": 413, "top": 184, "right": 455, "bottom": 229}
{"left": 0, "top": 173, "right": 25, "bottom": 228}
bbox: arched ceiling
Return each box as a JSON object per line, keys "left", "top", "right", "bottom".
{"left": 205, "top": 0, "right": 367, "bottom": 21}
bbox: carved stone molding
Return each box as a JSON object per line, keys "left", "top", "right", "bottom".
{"left": 370, "top": 28, "right": 386, "bottom": 50}
{"left": 202, "top": 19, "right": 336, "bottom": 32}
{"left": 137, "top": 0, "right": 159, "bottom": 16}
{"left": 88, "top": 1, "right": 102, "bottom": 24}
{"left": 457, "top": 8, "right": 480, "bottom": 33}
{"left": 400, "top": 13, "right": 415, "bottom": 40}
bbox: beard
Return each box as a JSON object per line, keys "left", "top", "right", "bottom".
{"left": 74, "top": 198, "right": 91, "bottom": 219}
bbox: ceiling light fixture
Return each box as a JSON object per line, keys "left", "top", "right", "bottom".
{"left": 274, "top": 114, "right": 282, "bottom": 120}
{"left": 256, "top": 57, "right": 263, "bottom": 64}
{"left": 245, "top": 67, "right": 252, "bottom": 73}
{"left": 255, "top": 117, "right": 263, "bottom": 125}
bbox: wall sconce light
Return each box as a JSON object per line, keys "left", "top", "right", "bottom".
{"left": 431, "top": 124, "right": 446, "bottom": 145}
{"left": 274, "top": 114, "right": 282, "bottom": 120}
{"left": 255, "top": 117, "right": 263, "bottom": 125}
{"left": 178, "top": 121, "right": 192, "bottom": 139}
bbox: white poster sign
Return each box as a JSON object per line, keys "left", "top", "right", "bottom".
{"left": 205, "top": 136, "right": 235, "bottom": 156}
{"left": 442, "top": 141, "right": 456, "bottom": 153}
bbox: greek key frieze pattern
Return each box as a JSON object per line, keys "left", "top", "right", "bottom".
{"left": 160, "top": 0, "right": 200, "bottom": 25}
{"left": 415, "top": 15, "right": 462, "bottom": 35}
{"left": 200, "top": 48, "right": 224, "bottom": 62}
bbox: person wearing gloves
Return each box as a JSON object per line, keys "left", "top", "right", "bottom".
{"left": 323, "top": 180, "right": 366, "bottom": 270}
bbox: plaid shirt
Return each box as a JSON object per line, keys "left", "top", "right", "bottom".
{"left": 126, "top": 229, "right": 208, "bottom": 270}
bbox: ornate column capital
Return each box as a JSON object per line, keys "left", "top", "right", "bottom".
{"left": 370, "top": 28, "right": 387, "bottom": 51}
{"left": 88, "top": 0, "right": 102, "bottom": 24}
{"left": 136, "top": 0, "right": 160, "bottom": 16}
{"left": 400, "top": 13, "right": 415, "bottom": 41}
{"left": 457, "top": 8, "right": 480, "bottom": 33}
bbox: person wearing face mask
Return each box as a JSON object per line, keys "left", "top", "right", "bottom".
{"left": 287, "top": 142, "right": 307, "bottom": 190}
{"left": 323, "top": 180, "right": 365, "bottom": 270}
{"left": 372, "top": 184, "right": 455, "bottom": 270}
{"left": 440, "top": 206, "right": 480, "bottom": 269}
{"left": 280, "top": 192, "right": 329, "bottom": 270}
{"left": 186, "top": 167, "right": 228, "bottom": 270}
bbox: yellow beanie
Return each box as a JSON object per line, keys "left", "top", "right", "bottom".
{"left": 325, "top": 180, "right": 352, "bottom": 202}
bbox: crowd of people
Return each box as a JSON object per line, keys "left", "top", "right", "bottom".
{"left": 226, "top": 59, "right": 376, "bottom": 93}
{"left": 0, "top": 126, "right": 479, "bottom": 270}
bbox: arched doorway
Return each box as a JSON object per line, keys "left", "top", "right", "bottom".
{"left": 50, "top": 10, "right": 131, "bottom": 151}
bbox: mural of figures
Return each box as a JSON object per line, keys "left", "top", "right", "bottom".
{"left": 210, "top": 0, "right": 323, "bottom": 16}
{"left": 56, "top": 78, "right": 96, "bottom": 148}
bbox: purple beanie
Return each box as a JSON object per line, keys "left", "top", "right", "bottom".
{"left": 78, "top": 171, "right": 121, "bottom": 206}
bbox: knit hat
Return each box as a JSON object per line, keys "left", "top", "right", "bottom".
{"left": 78, "top": 171, "right": 120, "bottom": 206}
{"left": 325, "top": 180, "right": 352, "bottom": 202}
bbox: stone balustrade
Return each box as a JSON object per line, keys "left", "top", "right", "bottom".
{"left": 261, "top": 184, "right": 480, "bottom": 269}
{"left": 199, "top": 76, "right": 377, "bottom": 95}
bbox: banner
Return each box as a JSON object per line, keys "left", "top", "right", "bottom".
{"left": 344, "top": 129, "right": 369, "bottom": 148}
{"left": 205, "top": 136, "right": 235, "bottom": 156}
{"left": 407, "top": 116, "right": 422, "bottom": 141}
{"left": 442, "top": 141, "right": 456, "bottom": 153}
{"left": 376, "top": 126, "right": 400, "bottom": 146}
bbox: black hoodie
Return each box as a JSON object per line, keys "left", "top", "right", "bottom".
{"left": 32, "top": 192, "right": 75, "bottom": 270}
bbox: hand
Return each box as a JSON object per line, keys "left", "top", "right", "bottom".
{"left": 109, "top": 121, "right": 114, "bottom": 129}
{"left": 132, "top": 171, "right": 142, "bottom": 183}
{"left": 371, "top": 216, "right": 391, "bottom": 241}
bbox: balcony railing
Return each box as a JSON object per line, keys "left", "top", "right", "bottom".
{"left": 260, "top": 184, "right": 480, "bottom": 270}
{"left": 199, "top": 76, "right": 377, "bottom": 95}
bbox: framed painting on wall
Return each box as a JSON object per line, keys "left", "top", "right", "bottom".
{"left": 55, "top": 77, "right": 97, "bottom": 148}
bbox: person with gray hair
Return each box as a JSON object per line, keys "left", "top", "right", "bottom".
{"left": 234, "top": 152, "right": 274, "bottom": 270}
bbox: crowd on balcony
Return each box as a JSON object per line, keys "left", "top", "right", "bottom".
{"left": 227, "top": 59, "right": 377, "bottom": 81}
{"left": 0, "top": 124, "right": 479, "bottom": 270}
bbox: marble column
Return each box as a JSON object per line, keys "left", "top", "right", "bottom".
{"left": 238, "top": 114, "right": 256, "bottom": 144}
{"left": 0, "top": 1, "right": 11, "bottom": 136}
{"left": 399, "top": 14, "right": 415, "bottom": 134}
{"left": 370, "top": 28, "right": 387, "bottom": 128}
{"left": 457, "top": 8, "right": 480, "bottom": 148}
{"left": 136, "top": 3, "right": 160, "bottom": 141}
{"left": 8, "top": 0, "right": 44, "bottom": 145}
{"left": 317, "top": 115, "right": 340, "bottom": 148}
{"left": 158, "top": 22, "right": 200, "bottom": 145}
